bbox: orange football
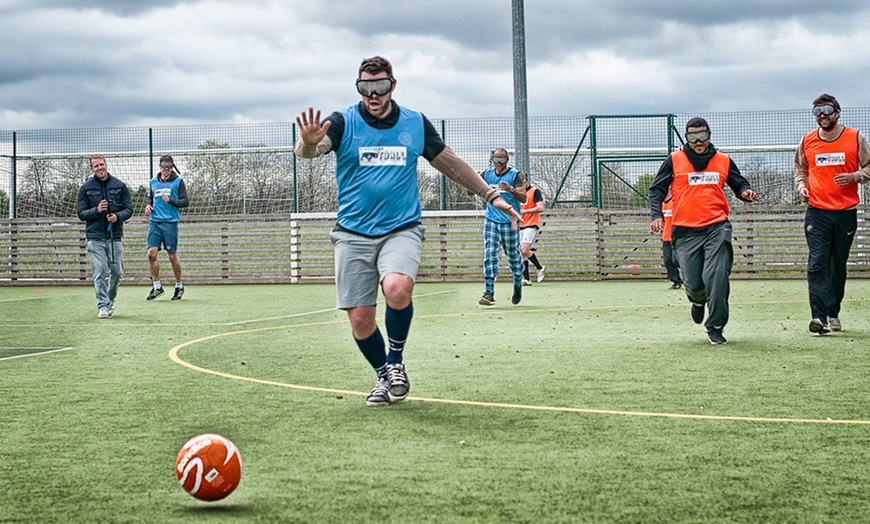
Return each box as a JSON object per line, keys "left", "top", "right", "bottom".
{"left": 175, "top": 434, "right": 243, "bottom": 501}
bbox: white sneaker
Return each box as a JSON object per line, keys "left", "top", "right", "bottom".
{"left": 107, "top": 300, "right": 114, "bottom": 317}
{"left": 536, "top": 266, "right": 546, "bottom": 283}
{"left": 828, "top": 317, "right": 842, "bottom": 332}
{"left": 522, "top": 279, "right": 532, "bottom": 286}
{"left": 98, "top": 307, "right": 110, "bottom": 318}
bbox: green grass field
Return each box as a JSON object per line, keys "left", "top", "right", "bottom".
{"left": 2, "top": 279, "right": 870, "bottom": 523}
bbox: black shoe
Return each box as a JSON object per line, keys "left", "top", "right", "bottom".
{"left": 171, "top": 287, "right": 184, "bottom": 301}
{"left": 809, "top": 318, "right": 830, "bottom": 335}
{"left": 146, "top": 287, "right": 164, "bottom": 300}
{"left": 365, "top": 379, "right": 390, "bottom": 407}
{"left": 386, "top": 363, "right": 409, "bottom": 402}
{"left": 511, "top": 284, "right": 522, "bottom": 305}
{"left": 669, "top": 282, "right": 683, "bottom": 290}
{"left": 707, "top": 328, "right": 727, "bottom": 345}
{"left": 691, "top": 303, "right": 704, "bottom": 324}
{"left": 479, "top": 293, "right": 495, "bottom": 306}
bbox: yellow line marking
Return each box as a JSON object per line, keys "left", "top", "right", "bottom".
{"left": 168, "top": 319, "right": 870, "bottom": 425}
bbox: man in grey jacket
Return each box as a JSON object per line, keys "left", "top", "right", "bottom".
{"left": 77, "top": 154, "right": 133, "bottom": 318}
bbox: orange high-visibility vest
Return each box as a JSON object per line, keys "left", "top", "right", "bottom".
{"left": 670, "top": 150, "right": 731, "bottom": 229}
{"left": 662, "top": 199, "right": 674, "bottom": 242}
{"left": 802, "top": 127, "right": 860, "bottom": 210}
{"left": 520, "top": 187, "right": 541, "bottom": 229}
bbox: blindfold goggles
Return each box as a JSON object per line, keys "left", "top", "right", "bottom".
{"left": 685, "top": 130, "right": 711, "bottom": 143}
{"left": 491, "top": 155, "right": 509, "bottom": 164}
{"left": 812, "top": 104, "right": 837, "bottom": 117}
{"left": 355, "top": 78, "right": 393, "bottom": 97}
{"left": 160, "top": 162, "right": 174, "bottom": 169}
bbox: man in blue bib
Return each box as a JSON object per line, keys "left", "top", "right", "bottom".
{"left": 295, "top": 56, "right": 519, "bottom": 407}
{"left": 479, "top": 148, "right": 526, "bottom": 306}
{"left": 144, "top": 154, "right": 189, "bottom": 301}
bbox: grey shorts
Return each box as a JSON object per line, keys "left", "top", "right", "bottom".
{"left": 330, "top": 225, "right": 425, "bottom": 309}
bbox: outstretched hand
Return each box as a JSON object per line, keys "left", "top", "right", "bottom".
{"left": 296, "top": 107, "right": 331, "bottom": 146}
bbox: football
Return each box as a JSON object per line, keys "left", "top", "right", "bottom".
{"left": 175, "top": 433, "right": 243, "bottom": 501}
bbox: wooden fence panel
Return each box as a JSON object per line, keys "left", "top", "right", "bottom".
{"left": 2, "top": 206, "right": 869, "bottom": 285}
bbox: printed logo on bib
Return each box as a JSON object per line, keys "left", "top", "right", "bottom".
{"left": 359, "top": 146, "right": 407, "bottom": 166}
{"left": 688, "top": 172, "right": 720, "bottom": 185}
{"left": 154, "top": 188, "right": 171, "bottom": 198}
{"left": 815, "top": 152, "right": 846, "bottom": 166}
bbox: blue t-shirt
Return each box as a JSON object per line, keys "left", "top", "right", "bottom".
{"left": 149, "top": 175, "right": 183, "bottom": 223}
{"left": 334, "top": 104, "right": 425, "bottom": 236}
{"left": 482, "top": 167, "right": 523, "bottom": 223}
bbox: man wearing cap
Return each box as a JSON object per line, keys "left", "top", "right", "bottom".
{"left": 795, "top": 94, "right": 870, "bottom": 335}
{"left": 649, "top": 117, "right": 758, "bottom": 345}
{"left": 144, "top": 154, "right": 189, "bottom": 301}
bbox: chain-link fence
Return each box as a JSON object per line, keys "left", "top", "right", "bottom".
{"left": 2, "top": 108, "right": 870, "bottom": 219}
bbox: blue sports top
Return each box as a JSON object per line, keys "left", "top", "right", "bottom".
{"left": 148, "top": 173, "right": 187, "bottom": 223}
{"left": 482, "top": 167, "right": 523, "bottom": 224}
{"left": 332, "top": 103, "right": 427, "bottom": 237}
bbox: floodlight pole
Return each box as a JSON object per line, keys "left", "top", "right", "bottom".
{"left": 512, "top": 0, "right": 530, "bottom": 174}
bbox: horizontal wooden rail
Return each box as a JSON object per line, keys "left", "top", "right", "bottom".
{"left": 1, "top": 206, "right": 868, "bottom": 285}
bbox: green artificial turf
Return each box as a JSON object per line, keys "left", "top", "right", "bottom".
{"left": 1, "top": 280, "right": 869, "bottom": 523}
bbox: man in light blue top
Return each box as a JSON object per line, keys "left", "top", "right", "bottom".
{"left": 144, "top": 154, "right": 189, "bottom": 301}
{"left": 295, "top": 56, "right": 519, "bottom": 407}
{"left": 479, "top": 148, "right": 527, "bottom": 306}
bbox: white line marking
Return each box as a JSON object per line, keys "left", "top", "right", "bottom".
{"left": 226, "top": 289, "right": 457, "bottom": 326}
{"left": 227, "top": 308, "right": 337, "bottom": 326}
{"left": 0, "top": 347, "right": 73, "bottom": 361}
{"left": 0, "top": 293, "right": 83, "bottom": 303}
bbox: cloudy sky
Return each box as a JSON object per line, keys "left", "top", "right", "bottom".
{"left": 3, "top": 0, "right": 870, "bottom": 130}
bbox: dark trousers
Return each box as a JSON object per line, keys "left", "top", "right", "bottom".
{"left": 673, "top": 221, "right": 733, "bottom": 331}
{"left": 662, "top": 241, "right": 681, "bottom": 284}
{"left": 804, "top": 206, "right": 857, "bottom": 321}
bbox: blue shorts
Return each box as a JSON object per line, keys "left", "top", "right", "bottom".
{"left": 147, "top": 222, "right": 179, "bottom": 253}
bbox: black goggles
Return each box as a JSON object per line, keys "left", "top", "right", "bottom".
{"left": 355, "top": 78, "right": 393, "bottom": 97}
{"left": 491, "top": 155, "right": 509, "bottom": 164}
{"left": 812, "top": 104, "right": 838, "bottom": 117}
{"left": 685, "top": 130, "right": 711, "bottom": 143}
{"left": 159, "top": 162, "right": 173, "bottom": 169}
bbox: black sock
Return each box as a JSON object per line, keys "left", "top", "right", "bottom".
{"left": 529, "top": 254, "right": 542, "bottom": 270}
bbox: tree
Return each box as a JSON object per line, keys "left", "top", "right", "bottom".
{"left": 185, "top": 140, "right": 244, "bottom": 215}
{"left": 629, "top": 173, "right": 655, "bottom": 208}
{"left": 18, "top": 158, "right": 53, "bottom": 217}
{"left": 240, "top": 146, "right": 294, "bottom": 214}
{"left": 0, "top": 190, "right": 9, "bottom": 218}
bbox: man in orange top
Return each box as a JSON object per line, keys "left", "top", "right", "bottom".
{"left": 520, "top": 176, "right": 546, "bottom": 285}
{"left": 660, "top": 190, "right": 682, "bottom": 289}
{"left": 649, "top": 117, "right": 758, "bottom": 345}
{"left": 794, "top": 94, "right": 870, "bottom": 335}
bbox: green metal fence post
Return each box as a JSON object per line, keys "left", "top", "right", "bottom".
{"left": 148, "top": 128, "right": 154, "bottom": 180}
{"left": 589, "top": 115, "right": 600, "bottom": 208}
{"left": 292, "top": 122, "right": 298, "bottom": 214}
{"left": 441, "top": 120, "right": 447, "bottom": 210}
{"left": 11, "top": 131, "right": 16, "bottom": 219}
